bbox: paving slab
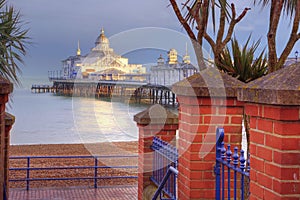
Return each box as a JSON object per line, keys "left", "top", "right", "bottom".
{"left": 9, "top": 186, "right": 137, "bottom": 200}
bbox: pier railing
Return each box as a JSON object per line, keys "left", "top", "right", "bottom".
{"left": 9, "top": 155, "right": 138, "bottom": 190}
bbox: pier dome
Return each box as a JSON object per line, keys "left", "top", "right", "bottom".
{"left": 95, "top": 28, "right": 110, "bottom": 50}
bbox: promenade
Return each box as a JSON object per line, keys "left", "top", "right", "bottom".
{"left": 10, "top": 186, "right": 137, "bottom": 200}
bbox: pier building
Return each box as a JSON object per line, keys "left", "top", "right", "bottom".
{"left": 149, "top": 47, "right": 198, "bottom": 87}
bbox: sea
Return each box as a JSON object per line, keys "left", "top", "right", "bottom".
{"left": 7, "top": 76, "right": 149, "bottom": 145}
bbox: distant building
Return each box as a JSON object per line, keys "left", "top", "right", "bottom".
{"left": 149, "top": 47, "right": 198, "bottom": 87}
{"left": 61, "top": 28, "right": 146, "bottom": 81}
{"left": 61, "top": 41, "right": 84, "bottom": 79}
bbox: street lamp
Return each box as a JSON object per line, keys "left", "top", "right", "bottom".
{"left": 295, "top": 50, "right": 299, "bottom": 63}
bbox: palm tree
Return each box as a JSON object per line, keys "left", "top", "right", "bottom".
{"left": 253, "top": 0, "right": 299, "bottom": 72}
{"left": 0, "top": 0, "right": 29, "bottom": 84}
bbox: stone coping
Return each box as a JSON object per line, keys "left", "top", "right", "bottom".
{"left": 0, "top": 77, "right": 13, "bottom": 94}
{"left": 172, "top": 67, "right": 244, "bottom": 97}
{"left": 238, "top": 63, "right": 300, "bottom": 105}
{"left": 134, "top": 104, "right": 178, "bottom": 125}
{"left": 5, "top": 112, "right": 15, "bottom": 126}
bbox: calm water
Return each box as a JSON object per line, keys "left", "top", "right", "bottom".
{"left": 7, "top": 79, "right": 149, "bottom": 145}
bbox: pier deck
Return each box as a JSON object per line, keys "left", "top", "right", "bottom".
{"left": 33, "top": 79, "right": 178, "bottom": 106}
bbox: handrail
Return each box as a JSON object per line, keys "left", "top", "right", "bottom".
{"left": 9, "top": 155, "right": 138, "bottom": 190}
{"left": 152, "top": 166, "right": 178, "bottom": 200}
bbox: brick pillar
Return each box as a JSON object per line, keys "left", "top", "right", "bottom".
{"left": 134, "top": 104, "right": 178, "bottom": 200}
{"left": 173, "top": 68, "right": 245, "bottom": 199}
{"left": 0, "top": 78, "right": 13, "bottom": 200}
{"left": 238, "top": 64, "right": 300, "bottom": 199}
{"left": 4, "top": 113, "right": 14, "bottom": 199}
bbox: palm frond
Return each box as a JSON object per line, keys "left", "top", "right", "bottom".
{"left": 0, "top": 1, "right": 30, "bottom": 84}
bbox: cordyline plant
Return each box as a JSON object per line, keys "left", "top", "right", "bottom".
{"left": 217, "top": 36, "right": 268, "bottom": 83}
{"left": 253, "top": 0, "right": 300, "bottom": 72}
{"left": 0, "top": 0, "right": 29, "bottom": 85}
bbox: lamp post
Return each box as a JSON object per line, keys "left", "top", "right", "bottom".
{"left": 295, "top": 50, "right": 298, "bottom": 63}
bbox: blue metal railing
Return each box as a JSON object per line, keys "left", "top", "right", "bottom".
{"left": 9, "top": 155, "right": 138, "bottom": 190}
{"left": 152, "top": 166, "right": 178, "bottom": 200}
{"left": 3, "top": 182, "right": 7, "bottom": 200}
{"left": 215, "top": 128, "right": 250, "bottom": 200}
{"left": 150, "top": 137, "right": 178, "bottom": 200}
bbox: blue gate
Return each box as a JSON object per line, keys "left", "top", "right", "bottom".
{"left": 151, "top": 137, "right": 178, "bottom": 200}
{"left": 215, "top": 128, "right": 250, "bottom": 200}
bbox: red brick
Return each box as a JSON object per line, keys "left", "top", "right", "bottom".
{"left": 251, "top": 156, "right": 265, "bottom": 173}
{"left": 231, "top": 116, "right": 243, "bottom": 124}
{"left": 178, "top": 130, "right": 203, "bottom": 143}
{"left": 177, "top": 95, "right": 200, "bottom": 106}
{"left": 263, "top": 105, "right": 300, "bottom": 121}
{"left": 265, "top": 162, "right": 281, "bottom": 179}
{"left": 223, "top": 125, "right": 242, "bottom": 134}
{"left": 250, "top": 130, "right": 265, "bottom": 145}
{"left": 249, "top": 117, "right": 257, "bottom": 129}
{"left": 274, "top": 122, "right": 300, "bottom": 136}
{"left": 200, "top": 97, "right": 212, "bottom": 105}
{"left": 228, "top": 133, "right": 242, "bottom": 144}
{"left": 266, "top": 135, "right": 300, "bottom": 150}
{"left": 257, "top": 118, "right": 273, "bottom": 133}
{"left": 250, "top": 182, "right": 264, "bottom": 199}
{"left": 263, "top": 189, "right": 281, "bottom": 200}
{"left": 245, "top": 104, "right": 260, "bottom": 116}
{"left": 273, "top": 151, "right": 300, "bottom": 165}
{"left": 199, "top": 106, "right": 216, "bottom": 114}
{"left": 218, "top": 107, "right": 244, "bottom": 115}
{"left": 250, "top": 170, "right": 257, "bottom": 182}
{"left": 180, "top": 112, "right": 202, "bottom": 124}
{"left": 257, "top": 146, "right": 272, "bottom": 161}
{"left": 189, "top": 179, "right": 214, "bottom": 189}
{"left": 256, "top": 172, "right": 273, "bottom": 189}
{"left": 203, "top": 115, "right": 229, "bottom": 124}
{"left": 249, "top": 143, "right": 257, "bottom": 156}
{"left": 273, "top": 179, "right": 300, "bottom": 195}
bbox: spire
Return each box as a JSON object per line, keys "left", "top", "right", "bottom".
{"left": 183, "top": 42, "right": 190, "bottom": 64}
{"left": 185, "top": 42, "right": 188, "bottom": 55}
{"left": 76, "top": 40, "right": 81, "bottom": 56}
{"left": 101, "top": 27, "right": 104, "bottom": 35}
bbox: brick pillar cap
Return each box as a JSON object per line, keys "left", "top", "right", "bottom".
{"left": 5, "top": 112, "right": 15, "bottom": 126}
{"left": 0, "top": 77, "right": 13, "bottom": 94}
{"left": 172, "top": 67, "right": 244, "bottom": 97}
{"left": 134, "top": 104, "right": 178, "bottom": 125}
{"left": 238, "top": 63, "right": 300, "bottom": 105}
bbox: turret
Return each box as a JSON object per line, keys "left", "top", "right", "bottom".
{"left": 157, "top": 54, "right": 165, "bottom": 66}
{"left": 167, "top": 49, "right": 178, "bottom": 65}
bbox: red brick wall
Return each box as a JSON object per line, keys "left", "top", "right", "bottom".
{"left": 177, "top": 95, "right": 244, "bottom": 199}
{"left": 245, "top": 103, "right": 300, "bottom": 199}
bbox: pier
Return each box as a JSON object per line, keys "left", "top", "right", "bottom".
{"left": 34, "top": 80, "right": 177, "bottom": 106}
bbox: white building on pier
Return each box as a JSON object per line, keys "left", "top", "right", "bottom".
{"left": 149, "top": 47, "right": 198, "bottom": 87}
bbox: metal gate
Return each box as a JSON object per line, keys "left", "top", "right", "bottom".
{"left": 215, "top": 128, "right": 250, "bottom": 200}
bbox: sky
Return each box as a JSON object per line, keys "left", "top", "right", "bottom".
{"left": 8, "top": 0, "right": 300, "bottom": 78}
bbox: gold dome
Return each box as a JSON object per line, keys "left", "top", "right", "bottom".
{"left": 95, "top": 28, "right": 109, "bottom": 46}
